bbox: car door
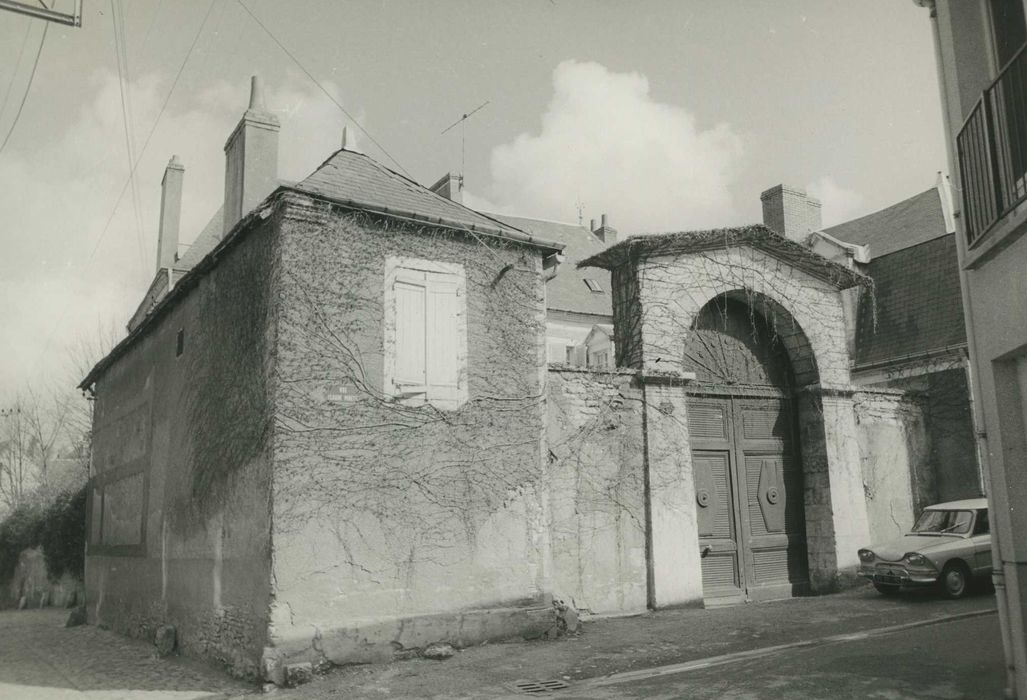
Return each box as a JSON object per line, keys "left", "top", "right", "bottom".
{"left": 970, "top": 509, "right": 992, "bottom": 574}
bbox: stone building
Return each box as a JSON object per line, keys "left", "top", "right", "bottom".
{"left": 80, "top": 79, "right": 564, "bottom": 680}
{"left": 80, "top": 76, "right": 978, "bottom": 681}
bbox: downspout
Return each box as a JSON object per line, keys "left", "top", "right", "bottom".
{"left": 921, "top": 2, "right": 1016, "bottom": 695}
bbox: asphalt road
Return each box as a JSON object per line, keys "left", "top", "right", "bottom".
{"left": 559, "top": 611, "right": 1004, "bottom": 699}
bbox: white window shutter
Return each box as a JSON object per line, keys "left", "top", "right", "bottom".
{"left": 394, "top": 280, "right": 427, "bottom": 388}
{"left": 426, "top": 274, "right": 460, "bottom": 398}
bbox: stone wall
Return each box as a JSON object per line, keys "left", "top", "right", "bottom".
{"left": 85, "top": 212, "right": 278, "bottom": 678}
{"left": 267, "top": 198, "right": 555, "bottom": 671}
{"left": 546, "top": 368, "right": 647, "bottom": 615}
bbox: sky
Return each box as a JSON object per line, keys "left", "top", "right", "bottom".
{"left": 0, "top": 0, "right": 948, "bottom": 396}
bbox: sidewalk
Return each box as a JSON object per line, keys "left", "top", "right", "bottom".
{"left": 278, "top": 582, "right": 998, "bottom": 699}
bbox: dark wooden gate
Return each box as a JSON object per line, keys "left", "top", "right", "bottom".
{"left": 685, "top": 296, "right": 810, "bottom": 603}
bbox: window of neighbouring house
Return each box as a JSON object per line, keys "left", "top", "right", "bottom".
{"left": 384, "top": 257, "right": 467, "bottom": 409}
{"left": 583, "top": 278, "right": 604, "bottom": 293}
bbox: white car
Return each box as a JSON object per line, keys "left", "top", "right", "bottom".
{"left": 857, "top": 498, "right": 991, "bottom": 599}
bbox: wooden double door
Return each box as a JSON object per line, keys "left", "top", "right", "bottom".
{"left": 688, "top": 395, "right": 809, "bottom": 604}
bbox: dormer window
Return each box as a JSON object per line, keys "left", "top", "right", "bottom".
{"left": 583, "top": 278, "right": 604, "bottom": 293}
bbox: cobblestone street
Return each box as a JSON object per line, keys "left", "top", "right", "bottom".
{"left": 0, "top": 609, "right": 253, "bottom": 699}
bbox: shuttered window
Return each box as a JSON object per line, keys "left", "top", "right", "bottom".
{"left": 385, "top": 258, "right": 467, "bottom": 408}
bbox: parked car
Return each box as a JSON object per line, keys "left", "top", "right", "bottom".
{"left": 857, "top": 498, "right": 991, "bottom": 599}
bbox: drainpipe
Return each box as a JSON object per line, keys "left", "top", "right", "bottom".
{"left": 920, "top": 3, "right": 1016, "bottom": 695}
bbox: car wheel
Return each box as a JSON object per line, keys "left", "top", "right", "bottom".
{"left": 873, "top": 582, "right": 901, "bottom": 596}
{"left": 940, "top": 561, "right": 970, "bottom": 599}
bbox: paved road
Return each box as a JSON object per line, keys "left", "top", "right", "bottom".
{"left": 0, "top": 609, "right": 251, "bottom": 699}
{"left": 0, "top": 585, "right": 1002, "bottom": 699}
{"left": 559, "top": 611, "right": 1005, "bottom": 699}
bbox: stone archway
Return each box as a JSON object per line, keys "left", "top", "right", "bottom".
{"left": 683, "top": 290, "right": 835, "bottom": 602}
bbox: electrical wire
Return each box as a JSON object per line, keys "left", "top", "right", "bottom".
{"left": 82, "top": 0, "right": 218, "bottom": 270}
{"left": 111, "top": 0, "right": 148, "bottom": 276}
{"left": 31, "top": 0, "right": 218, "bottom": 375}
{"left": 234, "top": 0, "right": 412, "bottom": 178}
{"left": 0, "top": 21, "right": 33, "bottom": 119}
{"left": 0, "top": 21, "right": 48, "bottom": 156}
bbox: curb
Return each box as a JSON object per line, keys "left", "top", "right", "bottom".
{"left": 583, "top": 607, "right": 998, "bottom": 689}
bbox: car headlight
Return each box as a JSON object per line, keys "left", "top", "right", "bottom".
{"left": 903, "top": 552, "right": 931, "bottom": 567}
{"left": 858, "top": 549, "right": 875, "bottom": 563}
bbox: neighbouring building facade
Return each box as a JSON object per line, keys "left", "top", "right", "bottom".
{"left": 80, "top": 76, "right": 978, "bottom": 682}
{"left": 917, "top": 1, "right": 1027, "bottom": 696}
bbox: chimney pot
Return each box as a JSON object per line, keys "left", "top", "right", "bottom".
{"left": 248, "top": 75, "right": 265, "bottom": 110}
{"left": 342, "top": 125, "right": 351, "bottom": 150}
{"left": 590, "top": 218, "right": 596, "bottom": 232}
{"left": 601, "top": 213, "right": 608, "bottom": 228}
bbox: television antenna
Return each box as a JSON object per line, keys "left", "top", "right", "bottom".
{"left": 0, "top": 0, "right": 82, "bottom": 26}
{"left": 441, "top": 100, "right": 490, "bottom": 187}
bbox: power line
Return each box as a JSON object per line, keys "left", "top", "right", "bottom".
{"left": 0, "top": 21, "right": 32, "bottom": 118}
{"left": 0, "top": 21, "right": 48, "bottom": 156}
{"left": 82, "top": 0, "right": 218, "bottom": 270}
{"left": 32, "top": 0, "right": 218, "bottom": 376}
{"left": 111, "top": 0, "right": 148, "bottom": 276}
{"left": 234, "top": 0, "right": 412, "bottom": 178}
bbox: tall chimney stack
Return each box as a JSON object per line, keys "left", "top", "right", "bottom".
{"left": 223, "top": 75, "right": 280, "bottom": 236}
{"left": 157, "top": 155, "right": 184, "bottom": 271}
{"left": 760, "top": 184, "right": 822, "bottom": 243}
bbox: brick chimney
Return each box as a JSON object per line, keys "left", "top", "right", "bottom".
{"left": 223, "top": 75, "right": 280, "bottom": 236}
{"left": 429, "top": 172, "right": 463, "bottom": 204}
{"left": 157, "top": 155, "right": 184, "bottom": 271}
{"left": 593, "top": 213, "right": 617, "bottom": 245}
{"left": 760, "top": 184, "right": 822, "bottom": 243}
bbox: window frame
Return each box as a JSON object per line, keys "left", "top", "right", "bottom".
{"left": 383, "top": 257, "right": 468, "bottom": 410}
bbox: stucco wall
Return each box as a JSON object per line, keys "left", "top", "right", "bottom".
{"left": 545, "top": 368, "right": 647, "bottom": 615}
{"left": 85, "top": 216, "right": 278, "bottom": 677}
{"left": 852, "top": 390, "right": 925, "bottom": 545}
{"left": 267, "top": 197, "right": 553, "bottom": 667}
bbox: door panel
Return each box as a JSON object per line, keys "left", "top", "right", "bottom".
{"left": 690, "top": 396, "right": 809, "bottom": 603}
{"left": 693, "top": 450, "right": 742, "bottom": 598}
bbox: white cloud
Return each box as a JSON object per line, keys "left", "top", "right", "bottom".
{"left": 0, "top": 71, "right": 356, "bottom": 395}
{"left": 470, "top": 60, "right": 745, "bottom": 235}
{"left": 806, "top": 175, "right": 864, "bottom": 227}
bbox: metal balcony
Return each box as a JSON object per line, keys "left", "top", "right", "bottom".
{"left": 957, "top": 43, "right": 1027, "bottom": 247}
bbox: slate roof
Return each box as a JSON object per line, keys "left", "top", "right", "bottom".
{"left": 822, "top": 187, "right": 948, "bottom": 258}
{"left": 290, "top": 149, "right": 563, "bottom": 252}
{"left": 492, "top": 214, "right": 613, "bottom": 318}
{"left": 81, "top": 149, "right": 564, "bottom": 389}
{"left": 579, "top": 225, "right": 867, "bottom": 290}
{"left": 853, "top": 234, "right": 966, "bottom": 368}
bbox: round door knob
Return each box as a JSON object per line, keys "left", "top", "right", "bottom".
{"left": 696, "top": 489, "right": 711, "bottom": 507}
{"left": 766, "top": 487, "right": 780, "bottom": 504}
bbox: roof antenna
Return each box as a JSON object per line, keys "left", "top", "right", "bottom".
{"left": 441, "top": 100, "right": 490, "bottom": 192}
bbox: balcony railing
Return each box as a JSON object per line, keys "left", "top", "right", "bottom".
{"left": 957, "top": 43, "right": 1027, "bottom": 247}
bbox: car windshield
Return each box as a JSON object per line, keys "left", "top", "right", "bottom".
{"left": 911, "top": 509, "right": 973, "bottom": 535}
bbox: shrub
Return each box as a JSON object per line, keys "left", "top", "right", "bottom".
{"left": 39, "top": 486, "right": 86, "bottom": 582}
{"left": 0, "top": 485, "right": 86, "bottom": 585}
{"left": 0, "top": 501, "right": 44, "bottom": 585}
